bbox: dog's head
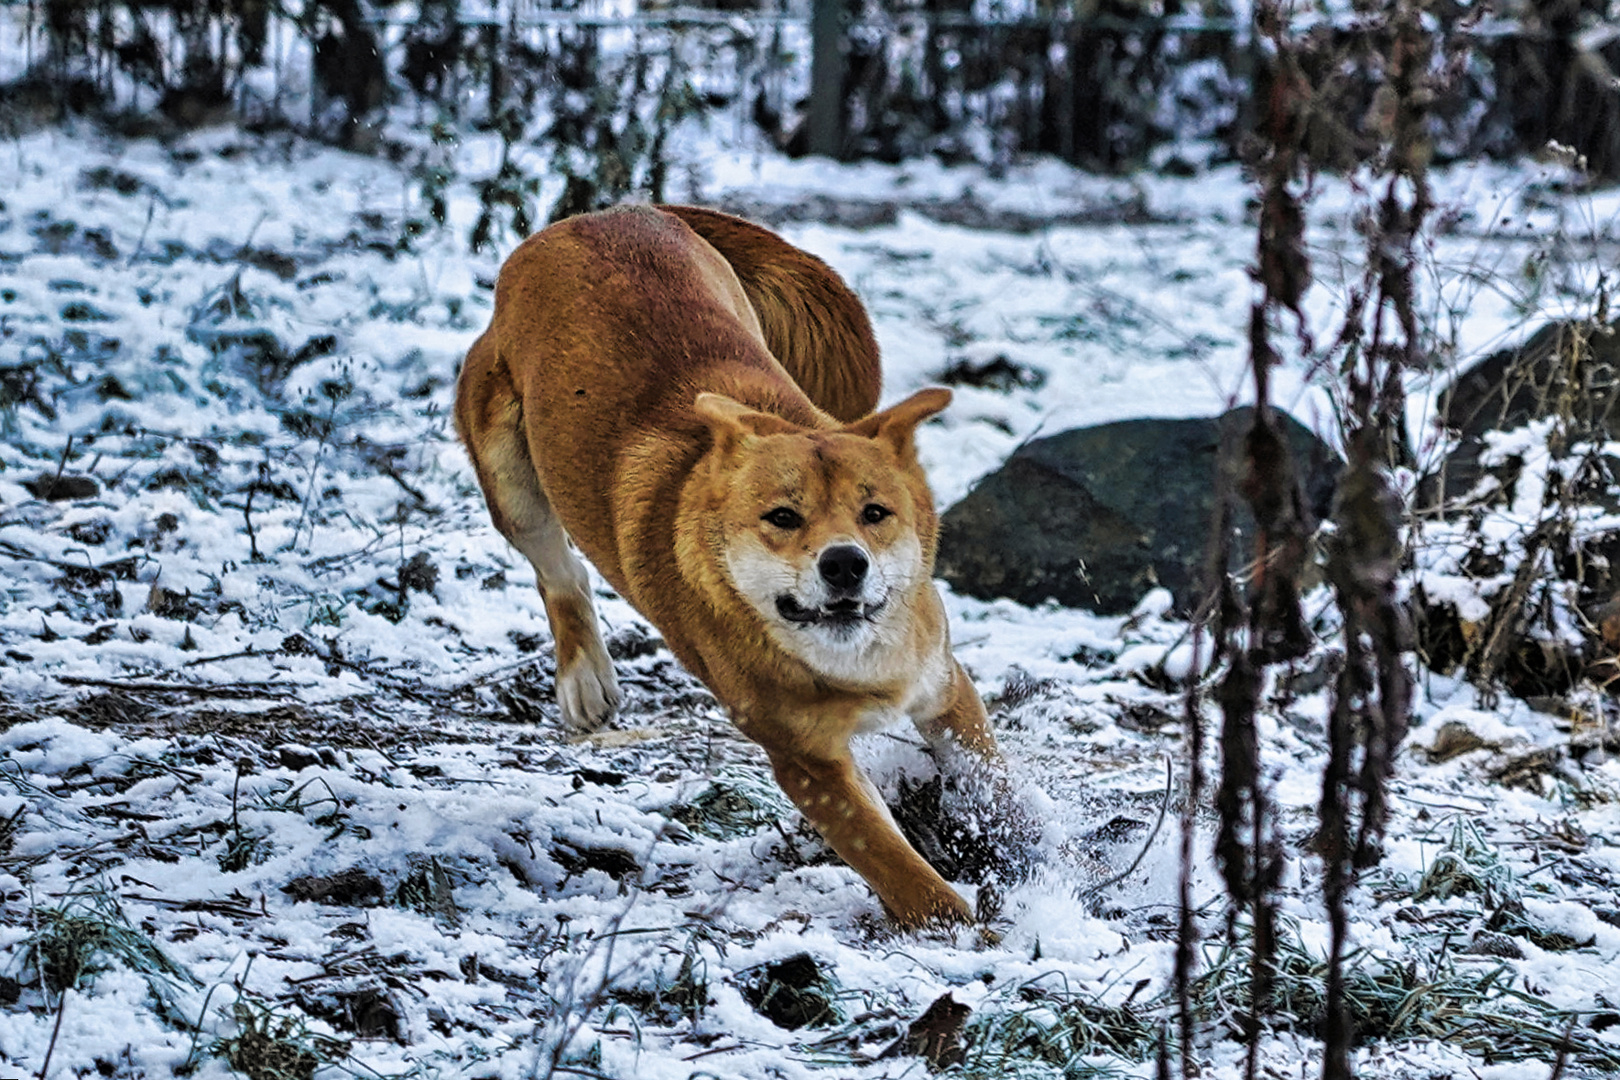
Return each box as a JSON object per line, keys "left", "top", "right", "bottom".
{"left": 692, "top": 388, "right": 951, "bottom": 682}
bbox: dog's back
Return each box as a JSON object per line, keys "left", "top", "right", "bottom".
{"left": 461, "top": 205, "right": 878, "bottom": 430}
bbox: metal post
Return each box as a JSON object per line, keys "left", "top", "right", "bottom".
{"left": 808, "top": 0, "right": 844, "bottom": 158}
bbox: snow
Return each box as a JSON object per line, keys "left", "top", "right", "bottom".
{"left": 0, "top": 118, "right": 1618, "bottom": 1079}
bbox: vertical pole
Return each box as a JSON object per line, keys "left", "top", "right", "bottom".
{"left": 808, "top": 0, "right": 844, "bottom": 158}
{"left": 1058, "top": 21, "right": 1075, "bottom": 162}
{"left": 485, "top": 21, "right": 503, "bottom": 127}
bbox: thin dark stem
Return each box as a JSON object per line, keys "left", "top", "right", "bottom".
{"left": 51, "top": 434, "right": 73, "bottom": 485}
{"left": 37, "top": 986, "right": 67, "bottom": 1080}
{"left": 242, "top": 479, "right": 260, "bottom": 563}
{"left": 1176, "top": 621, "right": 1205, "bottom": 1078}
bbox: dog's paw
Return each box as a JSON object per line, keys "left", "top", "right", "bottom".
{"left": 557, "top": 652, "right": 622, "bottom": 732}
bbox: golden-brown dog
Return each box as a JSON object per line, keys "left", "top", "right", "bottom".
{"left": 455, "top": 205, "right": 1003, "bottom": 927}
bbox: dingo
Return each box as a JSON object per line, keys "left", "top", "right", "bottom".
{"left": 456, "top": 205, "right": 1003, "bottom": 927}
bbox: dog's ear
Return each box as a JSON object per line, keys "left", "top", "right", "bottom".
{"left": 846, "top": 387, "right": 952, "bottom": 457}
{"left": 693, "top": 393, "right": 800, "bottom": 453}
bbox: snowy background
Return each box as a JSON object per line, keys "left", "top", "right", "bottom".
{"left": 1, "top": 116, "right": 1619, "bottom": 1078}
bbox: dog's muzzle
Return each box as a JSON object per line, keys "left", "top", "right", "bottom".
{"left": 777, "top": 543, "right": 884, "bottom": 630}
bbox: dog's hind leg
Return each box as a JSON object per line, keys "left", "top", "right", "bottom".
{"left": 460, "top": 357, "right": 622, "bottom": 733}
{"left": 659, "top": 206, "right": 882, "bottom": 422}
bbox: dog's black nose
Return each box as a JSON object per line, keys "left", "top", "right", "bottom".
{"left": 818, "top": 544, "right": 869, "bottom": 593}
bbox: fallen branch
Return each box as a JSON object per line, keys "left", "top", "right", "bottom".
{"left": 55, "top": 675, "right": 306, "bottom": 699}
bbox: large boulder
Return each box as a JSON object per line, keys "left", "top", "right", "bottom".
{"left": 936, "top": 408, "right": 1341, "bottom": 615}
{"left": 1423, "top": 317, "right": 1620, "bottom": 511}
{"left": 1415, "top": 316, "right": 1620, "bottom": 698}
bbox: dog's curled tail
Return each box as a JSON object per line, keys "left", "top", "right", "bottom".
{"left": 661, "top": 205, "right": 882, "bottom": 423}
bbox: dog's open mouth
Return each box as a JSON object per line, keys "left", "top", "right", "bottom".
{"left": 776, "top": 594, "right": 885, "bottom": 628}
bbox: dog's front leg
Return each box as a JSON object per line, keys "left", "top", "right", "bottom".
{"left": 765, "top": 746, "right": 972, "bottom": 928}
{"left": 914, "top": 660, "right": 1039, "bottom": 886}
{"left": 913, "top": 660, "right": 998, "bottom": 763}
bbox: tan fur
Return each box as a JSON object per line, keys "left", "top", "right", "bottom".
{"left": 667, "top": 206, "right": 881, "bottom": 423}
{"left": 455, "top": 205, "right": 1000, "bottom": 928}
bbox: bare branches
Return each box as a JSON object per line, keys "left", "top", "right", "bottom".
{"left": 1314, "top": 4, "right": 1436, "bottom": 1078}
{"left": 1182, "top": 4, "right": 1438, "bottom": 1078}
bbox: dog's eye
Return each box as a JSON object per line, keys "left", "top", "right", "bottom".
{"left": 862, "top": 504, "right": 892, "bottom": 525}
{"left": 762, "top": 507, "right": 804, "bottom": 530}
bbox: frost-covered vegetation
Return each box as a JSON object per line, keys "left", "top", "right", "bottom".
{"left": 0, "top": 117, "right": 1616, "bottom": 1078}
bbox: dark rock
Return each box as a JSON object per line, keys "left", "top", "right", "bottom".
{"left": 282, "top": 867, "right": 385, "bottom": 907}
{"left": 741, "top": 953, "right": 839, "bottom": 1030}
{"left": 297, "top": 985, "right": 404, "bottom": 1042}
{"left": 892, "top": 770, "right": 1038, "bottom": 887}
{"left": 881, "top": 993, "right": 971, "bottom": 1069}
{"left": 938, "top": 352, "right": 1046, "bottom": 393}
{"left": 1424, "top": 317, "right": 1620, "bottom": 511}
{"left": 1463, "top": 931, "right": 1525, "bottom": 959}
{"left": 24, "top": 474, "right": 100, "bottom": 501}
{"left": 572, "top": 768, "right": 626, "bottom": 787}
{"left": 278, "top": 744, "right": 323, "bottom": 771}
{"left": 397, "top": 552, "right": 438, "bottom": 594}
{"left": 607, "top": 623, "right": 663, "bottom": 660}
{"left": 937, "top": 407, "right": 1341, "bottom": 615}
{"left": 551, "top": 841, "right": 640, "bottom": 880}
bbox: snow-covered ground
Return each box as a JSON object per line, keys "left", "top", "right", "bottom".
{"left": 1, "top": 123, "right": 1618, "bottom": 1078}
